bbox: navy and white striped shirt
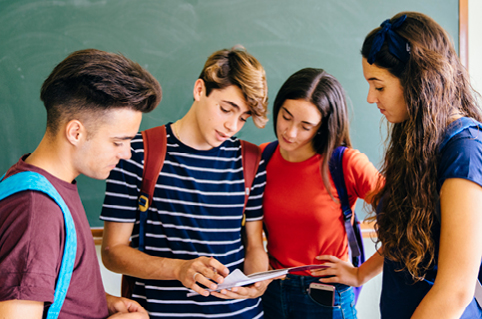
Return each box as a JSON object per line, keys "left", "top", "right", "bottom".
{"left": 101, "top": 124, "right": 266, "bottom": 318}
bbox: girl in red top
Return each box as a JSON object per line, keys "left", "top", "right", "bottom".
{"left": 261, "top": 68, "right": 380, "bottom": 319}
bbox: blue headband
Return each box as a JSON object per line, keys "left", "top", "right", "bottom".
{"left": 367, "top": 15, "right": 410, "bottom": 65}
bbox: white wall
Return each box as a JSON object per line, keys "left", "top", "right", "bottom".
{"left": 96, "top": 246, "right": 122, "bottom": 296}
{"left": 469, "top": 0, "right": 482, "bottom": 94}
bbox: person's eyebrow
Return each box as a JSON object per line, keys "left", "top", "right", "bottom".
{"left": 113, "top": 135, "right": 137, "bottom": 141}
{"left": 281, "top": 106, "right": 293, "bottom": 117}
{"left": 222, "top": 100, "right": 240, "bottom": 109}
{"left": 222, "top": 100, "right": 251, "bottom": 115}
{"left": 367, "top": 77, "right": 383, "bottom": 81}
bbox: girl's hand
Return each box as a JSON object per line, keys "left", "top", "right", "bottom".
{"left": 312, "top": 255, "right": 361, "bottom": 287}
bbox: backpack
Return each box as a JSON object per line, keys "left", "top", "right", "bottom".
{"left": 0, "top": 171, "right": 77, "bottom": 319}
{"left": 261, "top": 141, "right": 366, "bottom": 304}
{"left": 122, "top": 125, "right": 262, "bottom": 297}
{"left": 437, "top": 117, "right": 482, "bottom": 306}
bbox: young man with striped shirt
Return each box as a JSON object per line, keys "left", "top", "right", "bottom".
{"left": 100, "top": 46, "right": 270, "bottom": 318}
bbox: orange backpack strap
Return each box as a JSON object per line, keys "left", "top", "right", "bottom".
{"left": 138, "top": 125, "right": 167, "bottom": 213}
{"left": 240, "top": 140, "right": 262, "bottom": 226}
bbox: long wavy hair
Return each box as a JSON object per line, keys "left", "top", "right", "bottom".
{"left": 272, "top": 68, "right": 352, "bottom": 196}
{"left": 362, "top": 12, "right": 482, "bottom": 280}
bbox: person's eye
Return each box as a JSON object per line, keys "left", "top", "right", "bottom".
{"left": 282, "top": 115, "right": 290, "bottom": 121}
{"left": 114, "top": 142, "right": 123, "bottom": 147}
{"left": 375, "top": 87, "right": 384, "bottom": 91}
{"left": 220, "top": 106, "right": 231, "bottom": 113}
{"left": 302, "top": 126, "right": 311, "bottom": 131}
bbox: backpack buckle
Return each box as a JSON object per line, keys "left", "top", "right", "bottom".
{"left": 138, "top": 195, "right": 149, "bottom": 212}
{"left": 343, "top": 209, "right": 353, "bottom": 220}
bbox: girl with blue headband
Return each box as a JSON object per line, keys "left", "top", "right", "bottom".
{"left": 317, "top": 11, "right": 482, "bottom": 319}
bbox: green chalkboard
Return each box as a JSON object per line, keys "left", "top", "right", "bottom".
{"left": 0, "top": 0, "right": 459, "bottom": 226}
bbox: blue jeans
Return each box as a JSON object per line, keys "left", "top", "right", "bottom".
{"left": 262, "top": 274, "right": 357, "bottom": 319}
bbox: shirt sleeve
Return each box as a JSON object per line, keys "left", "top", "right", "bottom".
{"left": 0, "top": 191, "right": 63, "bottom": 303}
{"left": 438, "top": 128, "right": 482, "bottom": 189}
{"left": 244, "top": 157, "right": 266, "bottom": 222}
{"left": 342, "top": 148, "right": 382, "bottom": 206}
{"left": 101, "top": 133, "right": 144, "bottom": 223}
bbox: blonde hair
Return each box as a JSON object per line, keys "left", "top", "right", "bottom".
{"left": 199, "top": 45, "right": 268, "bottom": 128}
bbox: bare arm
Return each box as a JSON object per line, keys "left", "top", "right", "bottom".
{"left": 411, "top": 178, "right": 482, "bottom": 318}
{"left": 211, "top": 220, "right": 271, "bottom": 299}
{"left": 101, "top": 221, "right": 229, "bottom": 297}
{"left": 314, "top": 247, "right": 384, "bottom": 286}
{"left": 243, "top": 220, "right": 269, "bottom": 275}
{"left": 0, "top": 300, "right": 43, "bottom": 319}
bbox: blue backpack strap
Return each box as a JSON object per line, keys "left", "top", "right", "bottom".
{"left": 329, "top": 146, "right": 364, "bottom": 263}
{"left": 329, "top": 146, "right": 366, "bottom": 304}
{"left": 0, "top": 171, "right": 77, "bottom": 319}
{"left": 261, "top": 141, "right": 279, "bottom": 239}
{"left": 261, "top": 141, "right": 278, "bottom": 164}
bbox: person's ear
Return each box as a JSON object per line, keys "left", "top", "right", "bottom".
{"left": 193, "top": 79, "right": 205, "bottom": 101}
{"left": 65, "top": 119, "right": 85, "bottom": 145}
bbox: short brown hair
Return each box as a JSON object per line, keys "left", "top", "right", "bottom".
{"left": 41, "top": 49, "right": 162, "bottom": 135}
{"left": 199, "top": 45, "right": 268, "bottom": 128}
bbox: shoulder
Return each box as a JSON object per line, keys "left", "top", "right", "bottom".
{"left": 0, "top": 191, "right": 63, "bottom": 303}
{"left": 339, "top": 148, "right": 381, "bottom": 199}
{"left": 259, "top": 142, "right": 270, "bottom": 152}
{"left": 341, "top": 147, "right": 376, "bottom": 170}
{"left": 1, "top": 191, "right": 64, "bottom": 232}
{"left": 439, "top": 126, "right": 482, "bottom": 187}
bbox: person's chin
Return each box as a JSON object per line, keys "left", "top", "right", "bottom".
{"left": 279, "top": 137, "right": 295, "bottom": 149}
{"left": 209, "top": 140, "right": 224, "bottom": 148}
{"left": 85, "top": 170, "right": 111, "bottom": 180}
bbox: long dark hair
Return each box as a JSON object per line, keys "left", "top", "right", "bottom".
{"left": 272, "top": 68, "right": 352, "bottom": 195}
{"left": 362, "top": 12, "right": 482, "bottom": 280}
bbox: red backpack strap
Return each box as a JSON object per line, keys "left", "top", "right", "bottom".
{"left": 138, "top": 125, "right": 167, "bottom": 213}
{"left": 124, "top": 125, "right": 167, "bottom": 297}
{"left": 240, "top": 140, "right": 262, "bottom": 226}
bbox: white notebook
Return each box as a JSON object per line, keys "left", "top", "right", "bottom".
{"left": 186, "top": 264, "right": 328, "bottom": 297}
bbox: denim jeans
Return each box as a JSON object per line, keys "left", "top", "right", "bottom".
{"left": 262, "top": 274, "right": 357, "bottom": 319}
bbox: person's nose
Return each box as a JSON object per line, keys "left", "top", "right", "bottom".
{"left": 285, "top": 123, "right": 297, "bottom": 139}
{"left": 224, "top": 116, "right": 238, "bottom": 133}
{"left": 118, "top": 143, "right": 132, "bottom": 160}
{"left": 367, "top": 87, "right": 378, "bottom": 104}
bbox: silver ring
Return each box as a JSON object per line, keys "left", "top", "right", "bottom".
{"left": 193, "top": 272, "right": 200, "bottom": 281}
